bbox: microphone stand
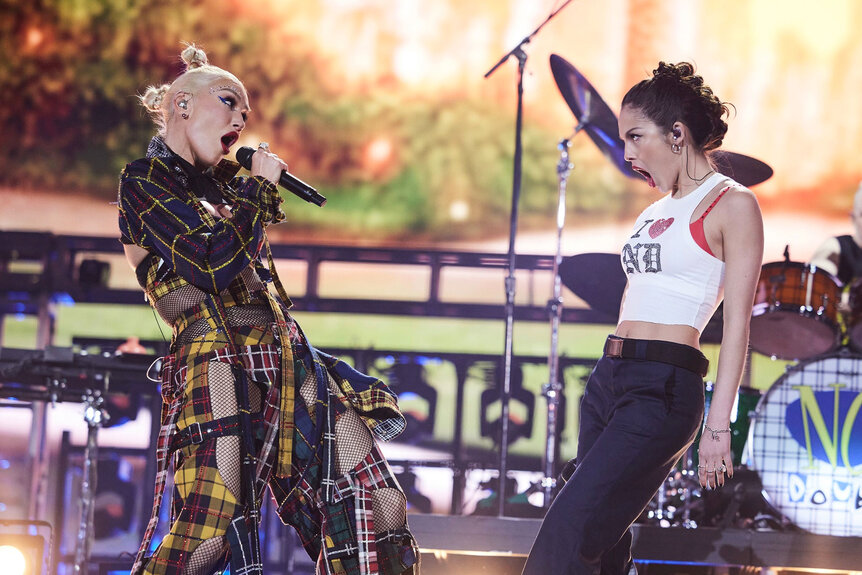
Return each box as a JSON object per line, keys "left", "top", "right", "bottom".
{"left": 541, "top": 127, "right": 580, "bottom": 508}
{"left": 484, "top": 0, "right": 575, "bottom": 517}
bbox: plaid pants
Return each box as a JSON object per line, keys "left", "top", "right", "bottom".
{"left": 133, "top": 324, "right": 417, "bottom": 575}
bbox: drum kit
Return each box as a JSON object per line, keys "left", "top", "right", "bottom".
{"left": 549, "top": 54, "right": 862, "bottom": 536}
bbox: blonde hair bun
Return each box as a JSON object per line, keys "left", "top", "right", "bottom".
{"left": 139, "top": 84, "right": 171, "bottom": 113}
{"left": 180, "top": 43, "right": 209, "bottom": 71}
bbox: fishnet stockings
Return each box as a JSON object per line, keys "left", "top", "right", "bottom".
{"left": 372, "top": 489, "right": 407, "bottom": 532}
{"left": 152, "top": 265, "right": 267, "bottom": 327}
{"left": 299, "top": 362, "right": 407, "bottom": 533}
{"left": 210, "top": 361, "right": 242, "bottom": 497}
{"left": 176, "top": 305, "right": 274, "bottom": 346}
{"left": 237, "top": 266, "right": 267, "bottom": 292}
{"left": 178, "top": 355, "right": 407, "bottom": 575}
{"left": 184, "top": 536, "right": 227, "bottom": 575}
{"left": 153, "top": 283, "right": 206, "bottom": 325}
{"left": 179, "top": 361, "right": 264, "bottom": 575}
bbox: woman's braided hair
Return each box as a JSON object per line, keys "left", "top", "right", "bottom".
{"left": 622, "top": 62, "right": 731, "bottom": 152}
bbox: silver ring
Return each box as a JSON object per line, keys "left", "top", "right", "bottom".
{"left": 696, "top": 465, "right": 706, "bottom": 469}
{"left": 706, "top": 468, "right": 715, "bottom": 473}
{"left": 258, "top": 142, "right": 270, "bottom": 151}
{"left": 719, "top": 464, "right": 727, "bottom": 473}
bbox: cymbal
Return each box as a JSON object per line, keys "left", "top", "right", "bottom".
{"left": 559, "top": 252, "right": 627, "bottom": 317}
{"left": 550, "top": 54, "right": 639, "bottom": 180}
{"left": 711, "top": 151, "right": 773, "bottom": 187}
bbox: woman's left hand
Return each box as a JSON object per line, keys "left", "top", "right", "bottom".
{"left": 696, "top": 429, "right": 733, "bottom": 489}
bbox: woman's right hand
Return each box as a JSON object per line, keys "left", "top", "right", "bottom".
{"left": 251, "top": 143, "right": 287, "bottom": 186}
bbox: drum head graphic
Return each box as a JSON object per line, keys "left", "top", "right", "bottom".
{"left": 749, "top": 353, "right": 862, "bottom": 536}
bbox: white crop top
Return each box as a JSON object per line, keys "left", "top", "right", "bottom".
{"left": 618, "top": 172, "right": 733, "bottom": 333}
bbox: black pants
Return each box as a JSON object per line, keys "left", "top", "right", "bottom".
{"left": 522, "top": 347, "right": 705, "bottom": 575}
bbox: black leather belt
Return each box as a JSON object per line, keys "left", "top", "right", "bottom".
{"left": 170, "top": 414, "right": 265, "bottom": 453}
{"left": 603, "top": 335, "right": 709, "bottom": 377}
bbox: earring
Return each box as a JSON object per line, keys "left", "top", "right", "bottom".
{"left": 178, "top": 100, "right": 188, "bottom": 109}
{"left": 672, "top": 143, "right": 681, "bottom": 153}
{"left": 181, "top": 113, "right": 189, "bottom": 119}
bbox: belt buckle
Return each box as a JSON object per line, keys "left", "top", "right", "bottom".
{"left": 606, "top": 337, "right": 624, "bottom": 358}
{"left": 188, "top": 422, "right": 204, "bottom": 445}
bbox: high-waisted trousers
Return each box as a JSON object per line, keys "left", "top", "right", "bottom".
{"left": 522, "top": 352, "right": 704, "bottom": 575}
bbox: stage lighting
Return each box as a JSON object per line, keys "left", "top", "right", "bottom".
{"left": 0, "top": 535, "right": 47, "bottom": 575}
{"left": 0, "top": 521, "right": 52, "bottom": 575}
{"left": 0, "top": 545, "right": 27, "bottom": 575}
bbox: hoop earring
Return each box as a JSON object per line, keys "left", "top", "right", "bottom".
{"left": 672, "top": 143, "right": 681, "bottom": 154}
{"left": 181, "top": 113, "right": 189, "bottom": 119}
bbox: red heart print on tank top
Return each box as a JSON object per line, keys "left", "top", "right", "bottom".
{"left": 649, "top": 218, "right": 674, "bottom": 238}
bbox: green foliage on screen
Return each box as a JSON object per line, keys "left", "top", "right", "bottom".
{"left": 0, "top": 1, "right": 636, "bottom": 241}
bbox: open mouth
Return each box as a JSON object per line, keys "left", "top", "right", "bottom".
{"left": 632, "top": 166, "right": 655, "bottom": 188}
{"left": 220, "top": 132, "right": 239, "bottom": 154}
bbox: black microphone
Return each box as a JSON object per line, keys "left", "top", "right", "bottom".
{"left": 236, "top": 146, "right": 326, "bottom": 207}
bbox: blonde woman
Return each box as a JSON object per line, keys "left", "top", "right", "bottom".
{"left": 119, "top": 44, "right": 418, "bottom": 575}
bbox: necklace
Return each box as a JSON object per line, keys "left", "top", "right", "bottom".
{"left": 693, "top": 168, "right": 715, "bottom": 184}
{"left": 673, "top": 170, "right": 717, "bottom": 198}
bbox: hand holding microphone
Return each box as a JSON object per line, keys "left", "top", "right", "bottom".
{"left": 249, "top": 142, "right": 286, "bottom": 184}
{"left": 236, "top": 145, "right": 327, "bottom": 207}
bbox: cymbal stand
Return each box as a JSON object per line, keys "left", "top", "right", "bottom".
{"left": 484, "top": 0, "right": 575, "bottom": 519}
{"left": 541, "top": 127, "right": 581, "bottom": 507}
{"left": 73, "top": 387, "right": 107, "bottom": 574}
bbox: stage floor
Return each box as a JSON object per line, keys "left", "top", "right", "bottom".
{"left": 409, "top": 514, "right": 862, "bottom": 572}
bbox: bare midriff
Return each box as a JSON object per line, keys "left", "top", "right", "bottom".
{"left": 615, "top": 320, "right": 701, "bottom": 350}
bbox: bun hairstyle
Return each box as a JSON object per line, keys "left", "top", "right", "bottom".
{"left": 622, "top": 62, "right": 730, "bottom": 152}
{"left": 138, "top": 43, "right": 245, "bottom": 136}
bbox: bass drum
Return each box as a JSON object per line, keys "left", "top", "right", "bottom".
{"left": 748, "top": 353, "right": 862, "bottom": 536}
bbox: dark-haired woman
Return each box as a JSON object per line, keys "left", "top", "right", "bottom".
{"left": 119, "top": 44, "right": 418, "bottom": 575}
{"left": 522, "top": 62, "right": 763, "bottom": 575}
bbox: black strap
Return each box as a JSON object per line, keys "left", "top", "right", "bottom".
{"left": 603, "top": 336, "right": 709, "bottom": 377}
{"left": 169, "top": 414, "right": 265, "bottom": 453}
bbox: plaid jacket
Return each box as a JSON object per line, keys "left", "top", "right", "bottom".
{"left": 118, "top": 137, "right": 284, "bottom": 294}
{"left": 118, "top": 137, "right": 406, "bottom": 467}
{"left": 121, "top": 139, "right": 411, "bottom": 574}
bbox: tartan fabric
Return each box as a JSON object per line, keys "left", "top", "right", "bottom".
{"left": 227, "top": 516, "right": 263, "bottom": 575}
{"left": 152, "top": 433, "right": 239, "bottom": 572}
{"left": 376, "top": 530, "right": 419, "bottom": 574}
{"left": 132, "top": 326, "right": 284, "bottom": 575}
{"left": 118, "top": 137, "right": 284, "bottom": 294}
{"left": 123, "top": 137, "right": 415, "bottom": 574}
{"left": 317, "top": 352, "right": 407, "bottom": 442}
{"left": 133, "top": 329, "right": 418, "bottom": 575}
{"left": 328, "top": 445, "right": 409, "bottom": 575}
{"left": 133, "top": 352, "right": 184, "bottom": 574}
{"left": 269, "top": 360, "right": 418, "bottom": 575}
{"left": 265, "top": 291, "right": 298, "bottom": 478}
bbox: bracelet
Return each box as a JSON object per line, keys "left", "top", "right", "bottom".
{"left": 704, "top": 423, "right": 730, "bottom": 442}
